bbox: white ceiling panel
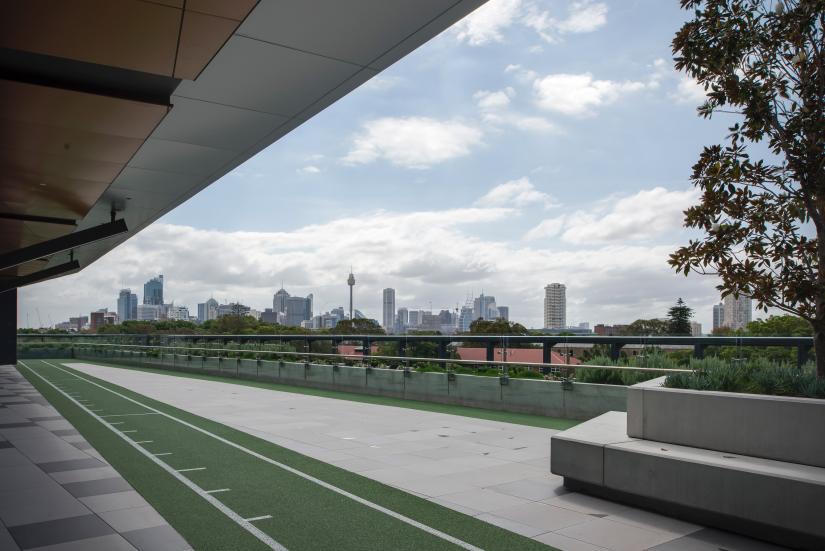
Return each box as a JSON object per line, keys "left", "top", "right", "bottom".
{"left": 153, "top": 96, "right": 289, "bottom": 152}
{"left": 108, "top": 167, "right": 203, "bottom": 197}
{"left": 237, "top": 0, "right": 455, "bottom": 67}
{"left": 127, "top": 138, "right": 237, "bottom": 177}
{"left": 173, "top": 36, "right": 361, "bottom": 116}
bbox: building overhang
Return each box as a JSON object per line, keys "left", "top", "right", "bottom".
{"left": 0, "top": 0, "right": 486, "bottom": 290}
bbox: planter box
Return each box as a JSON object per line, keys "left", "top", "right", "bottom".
{"left": 627, "top": 377, "right": 825, "bottom": 468}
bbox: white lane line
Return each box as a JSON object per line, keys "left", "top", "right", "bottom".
{"left": 18, "top": 361, "right": 287, "bottom": 551}
{"left": 121, "top": 430, "right": 137, "bottom": 434}
{"left": 40, "top": 360, "right": 484, "bottom": 551}
{"left": 153, "top": 452, "right": 173, "bottom": 456}
{"left": 100, "top": 412, "right": 160, "bottom": 418}
{"left": 178, "top": 467, "right": 207, "bottom": 472}
{"left": 245, "top": 515, "right": 272, "bottom": 522}
{"left": 109, "top": 422, "right": 125, "bottom": 426}
{"left": 134, "top": 440, "right": 153, "bottom": 444}
{"left": 206, "top": 488, "right": 231, "bottom": 494}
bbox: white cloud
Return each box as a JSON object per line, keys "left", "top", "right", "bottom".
{"left": 298, "top": 165, "right": 321, "bottom": 174}
{"left": 524, "top": 0, "right": 608, "bottom": 42}
{"left": 671, "top": 76, "right": 707, "bottom": 104}
{"left": 474, "top": 88, "right": 514, "bottom": 110}
{"left": 476, "top": 177, "right": 558, "bottom": 209}
{"left": 341, "top": 117, "right": 483, "bottom": 169}
{"left": 20, "top": 196, "right": 718, "bottom": 330}
{"left": 524, "top": 216, "right": 566, "bottom": 240}
{"left": 533, "top": 73, "right": 646, "bottom": 116}
{"left": 475, "top": 87, "right": 558, "bottom": 133}
{"left": 453, "top": 0, "right": 523, "bottom": 45}
{"left": 526, "top": 187, "right": 699, "bottom": 244}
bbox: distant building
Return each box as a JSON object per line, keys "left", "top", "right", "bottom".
{"left": 69, "top": 316, "right": 88, "bottom": 331}
{"left": 577, "top": 322, "right": 590, "bottom": 330}
{"left": 690, "top": 321, "right": 702, "bottom": 336}
{"left": 260, "top": 308, "right": 281, "bottom": 324}
{"left": 497, "top": 306, "right": 509, "bottom": 321}
{"left": 723, "top": 295, "right": 752, "bottom": 331}
{"left": 544, "top": 283, "right": 566, "bottom": 329}
{"left": 197, "top": 298, "right": 219, "bottom": 323}
{"left": 712, "top": 302, "right": 725, "bottom": 331}
{"left": 407, "top": 310, "right": 423, "bottom": 327}
{"left": 285, "top": 295, "right": 312, "bottom": 327}
{"left": 89, "top": 309, "right": 113, "bottom": 331}
{"left": 473, "top": 293, "right": 497, "bottom": 321}
{"left": 382, "top": 288, "right": 396, "bottom": 332}
{"left": 216, "top": 303, "right": 251, "bottom": 318}
{"left": 166, "top": 305, "right": 189, "bottom": 321}
{"left": 419, "top": 312, "right": 441, "bottom": 332}
{"left": 396, "top": 307, "right": 409, "bottom": 331}
{"left": 117, "top": 289, "right": 137, "bottom": 321}
{"left": 143, "top": 275, "right": 164, "bottom": 305}
{"left": 595, "top": 323, "right": 628, "bottom": 336}
{"left": 458, "top": 303, "right": 474, "bottom": 332}
{"left": 273, "top": 288, "right": 290, "bottom": 314}
{"left": 137, "top": 304, "right": 161, "bottom": 321}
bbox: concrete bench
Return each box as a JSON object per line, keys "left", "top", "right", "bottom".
{"left": 551, "top": 412, "right": 825, "bottom": 550}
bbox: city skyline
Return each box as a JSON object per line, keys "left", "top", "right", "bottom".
{"left": 16, "top": 0, "right": 775, "bottom": 331}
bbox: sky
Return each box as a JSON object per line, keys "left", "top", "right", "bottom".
{"left": 20, "top": 0, "right": 753, "bottom": 331}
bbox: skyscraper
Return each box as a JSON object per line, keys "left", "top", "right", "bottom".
{"left": 723, "top": 295, "right": 752, "bottom": 331}
{"left": 544, "top": 283, "right": 566, "bottom": 329}
{"left": 143, "top": 275, "right": 164, "bottom": 305}
{"left": 473, "top": 293, "right": 497, "bottom": 321}
{"left": 285, "top": 296, "right": 313, "bottom": 327}
{"left": 497, "top": 306, "right": 509, "bottom": 321}
{"left": 197, "top": 298, "right": 218, "bottom": 323}
{"left": 273, "top": 287, "right": 290, "bottom": 313}
{"left": 117, "top": 289, "right": 137, "bottom": 321}
{"left": 712, "top": 302, "right": 725, "bottom": 331}
{"left": 382, "top": 288, "right": 396, "bottom": 331}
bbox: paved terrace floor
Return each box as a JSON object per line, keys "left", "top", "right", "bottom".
{"left": 0, "top": 364, "right": 191, "bottom": 551}
{"left": 12, "top": 361, "right": 788, "bottom": 551}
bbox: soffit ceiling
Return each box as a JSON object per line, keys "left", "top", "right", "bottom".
{"left": 0, "top": 0, "right": 486, "bottom": 288}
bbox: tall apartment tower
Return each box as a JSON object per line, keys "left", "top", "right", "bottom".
{"left": 723, "top": 295, "right": 752, "bottom": 331}
{"left": 382, "top": 288, "right": 396, "bottom": 331}
{"left": 712, "top": 302, "right": 725, "bottom": 331}
{"left": 544, "top": 283, "right": 566, "bottom": 329}
{"left": 143, "top": 275, "right": 164, "bottom": 305}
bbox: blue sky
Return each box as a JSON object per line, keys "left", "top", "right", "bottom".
{"left": 22, "top": 0, "right": 749, "bottom": 330}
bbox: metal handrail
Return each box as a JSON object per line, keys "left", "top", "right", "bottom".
{"left": 63, "top": 342, "right": 694, "bottom": 374}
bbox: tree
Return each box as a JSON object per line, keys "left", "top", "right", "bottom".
{"left": 746, "top": 314, "right": 814, "bottom": 336}
{"left": 667, "top": 298, "right": 694, "bottom": 335}
{"left": 620, "top": 319, "right": 671, "bottom": 336}
{"left": 667, "top": 0, "right": 825, "bottom": 377}
{"left": 333, "top": 319, "right": 385, "bottom": 335}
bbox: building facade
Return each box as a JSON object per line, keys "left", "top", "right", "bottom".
{"left": 473, "top": 293, "right": 497, "bottom": 321}
{"left": 712, "top": 302, "right": 725, "bottom": 331}
{"left": 143, "top": 275, "right": 164, "bottom": 305}
{"left": 117, "top": 289, "right": 137, "bottom": 322}
{"left": 285, "top": 295, "right": 312, "bottom": 327}
{"left": 137, "top": 304, "right": 161, "bottom": 321}
{"left": 723, "top": 295, "right": 752, "bottom": 331}
{"left": 544, "top": 283, "right": 566, "bottom": 329}
{"left": 382, "top": 288, "right": 396, "bottom": 331}
{"left": 197, "top": 298, "right": 218, "bottom": 324}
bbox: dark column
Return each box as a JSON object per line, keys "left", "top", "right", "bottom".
{"left": 486, "top": 341, "right": 495, "bottom": 362}
{"left": 797, "top": 345, "right": 812, "bottom": 368}
{"left": 0, "top": 289, "right": 17, "bottom": 365}
{"left": 362, "top": 339, "right": 370, "bottom": 357}
{"left": 438, "top": 342, "right": 448, "bottom": 360}
{"left": 693, "top": 344, "right": 705, "bottom": 359}
{"left": 542, "top": 342, "right": 553, "bottom": 364}
{"left": 398, "top": 339, "right": 406, "bottom": 357}
{"left": 610, "top": 343, "right": 623, "bottom": 361}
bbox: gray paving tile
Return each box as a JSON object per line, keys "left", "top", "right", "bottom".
{"left": 50, "top": 429, "right": 80, "bottom": 437}
{"left": 13, "top": 435, "right": 90, "bottom": 463}
{"left": 99, "top": 506, "right": 168, "bottom": 533}
{"left": 50, "top": 466, "right": 120, "bottom": 485}
{"left": 79, "top": 491, "right": 148, "bottom": 513}
{"left": 0, "top": 522, "right": 21, "bottom": 551}
{"left": 645, "top": 527, "right": 790, "bottom": 551}
{"left": 0, "top": 463, "right": 61, "bottom": 493}
{"left": 28, "top": 533, "right": 138, "bottom": 551}
{"left": 0, "top": 440, "right": 13, "bottom": 449}
{"left": 533, "top": 531, "right": 610, "bottom": 551}
{"left": 556, "top": 518, "right": 681, "bottom": 551}
{"left": 0, "top": 448, "right": 29, "bottom": 468}
{"left": 487, "top": 476, "right": 567, "bottom": 502}
{"left": 62, "top": 477, "right": 132, "bottom": 498}
{"left": 8, "top": 514, "right": 114, "bottom": 549}
{"left": 39, "top": 458, "right": 105, "bottom": 473}
{"left": 121, "top": 524, "right": 191, "bottom": 551}
{"left": 0, "top": 486, "right": 90, "bottom": 527}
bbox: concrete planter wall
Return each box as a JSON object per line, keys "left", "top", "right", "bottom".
{"left": 628, "top": 377, "right": 825, "bottom": 468}
{"left": 69, "top": 348, "right": 627, "bottom": 420}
